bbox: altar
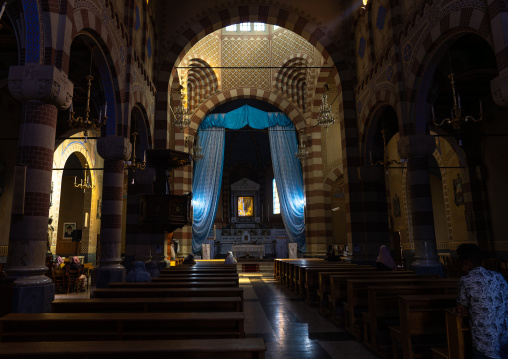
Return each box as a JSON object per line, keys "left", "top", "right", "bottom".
{"left": 231, "top": 244, "right": 265, "bottom": 259}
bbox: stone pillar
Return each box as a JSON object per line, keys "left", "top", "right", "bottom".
{"left": 356, "top": 166, "right": 390, "bottom": 262}
{"left": 96, "top": 136, "right": 131, "bottom": 288}
{"left": 6, "top": 65, "right": 73, "bottom": 312}
{"left": 398, "top": 134, "right": 443, "bottom": 275}
{"left": 125, "top": 168, "right": 155, "bottom": 262}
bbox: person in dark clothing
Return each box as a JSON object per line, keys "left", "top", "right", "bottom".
{"left": 376, "top": 245, "right": 397, "bottom": 271}
{"left": 183, "top": 254, "right": 196, "bottom": 265}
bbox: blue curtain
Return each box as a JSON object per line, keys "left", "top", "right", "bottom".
{"left": 269, "top": 125, "right": 306, "bottom": 252}
{"left": 192, "top": 105, "right": 305, "bottom": 253}
{"left": 191, "top": 127, "right": 225, "bottom": 254}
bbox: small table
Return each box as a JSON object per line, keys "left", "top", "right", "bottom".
{"left": 231, "top": 244, "right": 265, "bottom": 259}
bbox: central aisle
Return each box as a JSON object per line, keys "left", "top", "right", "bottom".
{"left": 240, "top": 263, "right": 380, "bottom": 359}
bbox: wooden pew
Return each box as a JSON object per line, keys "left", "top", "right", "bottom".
{"left": 362, "top": 283, "right": 459, "bottom": 357}
{"left": 317, "top": 270, "right": 382, "bottom": 314}
{"left": 52, "top": 297, "right": 243, "bottom": 313}
{"left": 389, "top": 294, "right": 457, "bottom": 359}
{"left": 327, "top": 273, "right": 425, "bottom": 325}
{"left": 273, "top": 258, "right": 323, "bottom": 280}
{"left": 159, "top": 272, "right": 239, "bottom": 278}
{"left": 287, "top": 261, "right": 348, "bottom": 289}
{"left": 276, "top": 259, "right": 323, "bottom": 285}
{"left": 294, "top": 263, "right": 359, "bottom": 294}
{"left": 108, "top": 281, "right": 239, "bottom": 288}
{"left": 345, "top": 277, "right": 452, "bottom": 339}
{"left": 93, "top": 287, "right": 244, "bottom": 300}
{"left": 160, "top": 268, "right": 237, "bottom": 275}
{"left": 0, "top": 312, "right": 245, "bottom": 342}
{"left": 153, "top": 276, "right": 240, "bottom": 285}
{"left": 430, "top": 310, "right": 472, "bottom": 359}
{"left": 0, "top": 338, "right": 267, "bottom": 359}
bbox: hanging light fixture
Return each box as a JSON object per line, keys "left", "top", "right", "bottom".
{"left": 124, "top": 131, "right": 147, "bottom": 176}
{"left": 295, "top": 130, "right": 308, "bottom": 163}
{"left": 185, "top": 135, "right": 204, "bottom": 163}
{"left": 369, "top": 129, "right": 402, "bottom": 172}
{"left": 68, "top": 46, "right": 107, "bottom": 137}
{"left": 74, "top": 164, "right": 94, "bottom": 192}
{"left": 171, "top": 85, "right": 190, "bottom": 129}
{"left": 431, "top": 73, "right": 483, "bottom": 138}
{"left": 317, "top": 84, "right": 338, "bottom": 131}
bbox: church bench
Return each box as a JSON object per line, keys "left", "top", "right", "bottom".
{"left": 344, "top": 277, "right": 452, "bottom": 339}
{"left": 159, "top": 272, "right": 239, "bottom": 278}
{"left": 302, "top": 266, "right": 375, "bottom": 303}
{"left": 0, "top": 312, "right": 245, "bottom": 342}
{"left": 275, "top": 259, "right": 323, "bottom": 284}
{"left": 389, "top": 294, "right": 457, "bottom": 359}
{"left": 108, "top": 281, "right": 239, "bottom": 288}
{"left": 430, "top": 310, "right": 472, "bottom": 359}
{"left": 160, "top": 268, "right": 238, "bottom": 275}
{"left": 288, "top": 262, "right": 350, "bottom": 290}
{"left": 52, "top": 297, "right": 243, "bottom": 313}
{"left": 294, "top": 263, "right": 360, "bottom": 294}
{"left": 317, "top": 270, "right": 382, "bottom": 314}
{"left": 361, "top": 283, "right": 459, "bottom": 357}
{"left": 327, "top": 273, "right": 426, "bottom": 325}
{"left": 274, "top": 259, "right": 323, "bottom": 280}
{"left": 153, "top": 276, "right": 240, "bottom": 285}
{"left": 93, "top": 287, "right": 244, "bottom": 300}
{"left": 0, "top": 338, "right": 267, "bottom": 359}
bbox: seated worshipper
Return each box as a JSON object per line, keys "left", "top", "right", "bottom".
{"left": 225, "top": 251, "right": 237, "bottom": 264}
{"left": 54, "top": 256, "right": 65, "bottom": 270}
{"left": 182, "top": 254, "right": 196, "bottom": 265}
{"left": 125, "top": 261, "right": 152, "bottom": 282}
{"left": 145, "top": 261, "right": 160, "bottom": 278}
{"left": 455, "top": 243, "right": 508, "bottom": 359}
{"left": 376, "top": 245, "right": 397, "bottom": 271}
{"left": 325, "top": 245, "right": 340, "bottom": 261}
{"left": 68, "top": 256, "right": 87, "bottom": 290}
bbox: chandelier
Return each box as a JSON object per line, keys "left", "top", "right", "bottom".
{"left": 317, "top": 93, "right": 336, "bottom": 130}
{"left": 74, "top": 164, "right": 94, "bottom": 192}
{"left": 431, "top": 73, "right": 483, "bottom": 134}
{"left": 295, "top": 130, "right": 308, "bottom": 163}
{"left": 124, "top": 131, "right": 147, "bottom": 175}
{"left": 185, "top": 135, "right": 204, "bottom": 163}
{"left": 370, "top": 129, "right": 401, "bottom": 172}
{"left": 171, "top": 86, "right": 190, "bottom": 129}
{"left": 68, "top": 46, "right": 107, "bottom": 136}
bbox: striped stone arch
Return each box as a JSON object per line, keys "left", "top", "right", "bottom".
{"left": 50, "top": 141, "right": 98, "bottom": 252}
{"left": 185, "top": 59, "right": 220, "bottom": 112}
{"left": 68, "top": 5, "right": 126, "bottom": 135}
{"left": 273, "top": 54, "right": 315, "bottom": 113}
{"left": 185, "top": 88, "right": 307, "bottom": 134}
{"left": 358, "top": 87, "right": 397, "bottom": 147}
{"left": 401, "top": 4, "right": 492, "bottom": 133}
{"left": 129, "top": 90, "right": 154, "bottom": 144}
{"left": 131, "top": 102, "right": 153, "bottom": 151}
{"left": 180, "top": 54, "right": 222, "bottom": 91}
{"left": 323, "top": 166, "right": 344, "bottom": 193}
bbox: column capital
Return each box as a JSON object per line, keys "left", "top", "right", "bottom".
{"left": 8, "top": 65, "right": 73, "bottom": 109}
{"left": 397, "top": 134, "right": 435, "bottom": 158}
{"left": 97, "top": 136, "right": 132, "bottom": 161}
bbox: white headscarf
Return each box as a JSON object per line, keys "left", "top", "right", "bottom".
{"left": 376, "top": 245, "right": 397, "bottom": 270}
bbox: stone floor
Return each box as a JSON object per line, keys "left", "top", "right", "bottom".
{"left": 56, "top": 262, "right": 380, "bottom": 358}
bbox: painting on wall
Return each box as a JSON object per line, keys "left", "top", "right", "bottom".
{"left": 453, "top": 174, "right": 464, "bottom": 206}
{"left": 63, "top": 222, "right": 76, "bottom": 239}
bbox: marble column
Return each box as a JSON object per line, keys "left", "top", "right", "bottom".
{"left": 6, "top": 65, "right": 73, "bottom": 312}
{"left": 96, "top": 136, "right": 131, "bottom": 288}
{"left": 398, "top": 134, "right": 443, "bottom": 276}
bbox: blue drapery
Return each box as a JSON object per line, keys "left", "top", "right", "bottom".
{"left": 269, "top": 125, "right": 306, "bottom": 252}
{"left": 191, "top": 127, "right": 225, "bottom": 254}
{"left": 192, "top": 105, "right": 306, "bottom": 253}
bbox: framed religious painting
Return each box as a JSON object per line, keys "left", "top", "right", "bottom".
{"left": 63, "top": 222, "right": 76, "bottom": 239}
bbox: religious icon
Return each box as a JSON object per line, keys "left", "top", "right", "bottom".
{"left": 238, "top": 196, "right": 254, "bottom": 217}
{"left": 63, "top": 222, "right": 76, "bottom": 239}
{"left": 453, "top": 173, "right": 464, "bottom": 206}
{"left": 393, "top": 194, "right": 401, "bottom": 218}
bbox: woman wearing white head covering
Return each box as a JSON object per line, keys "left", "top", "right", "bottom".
{"left": 225, "top": 251, "right": 237, "bottom": 264}
{"left": 376, "top": 245, "right": 397, "bottom": 271}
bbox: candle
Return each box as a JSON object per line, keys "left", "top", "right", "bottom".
{"left": 70, "top": 101, "right": 73, "bottom": 113}
{"left": 143, "top": 150, "right": 146, "bottom": 162}
{"left": 99, "top": 109, "right": 102, "bottom": 123}
{"left": 458, "top": 94, "right": 461, "bottom": 109}
{"left": 104, "top": 102, "right": 107, "bottom": 114}
{"left": 431, "top": 105, "right": 435, "bottom": 119}
{"left": 74, "top": 176, "right": 76, "bottom": 185}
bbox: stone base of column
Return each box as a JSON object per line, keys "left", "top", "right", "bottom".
{"left": 95, "top": 265, "right": 125, "bottom": 288}
{"left": 11, "top": 283, "right": 55, "bottom": 313}
{"left": 412, "top": 259, "right": 444, "bottom": 277}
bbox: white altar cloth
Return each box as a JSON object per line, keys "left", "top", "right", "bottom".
{"left": 231, "top": 244, "right": 265, "bottom": 259}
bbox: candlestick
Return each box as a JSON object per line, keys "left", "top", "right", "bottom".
{"left": 104, "top": 102, "right": 107, "bottom": 113}
{"left": 99, "top": 109, "right": 102, "bottom": 123}
{"left": 458, "top": 94, "right": 461, "bottom": 109}
{"left": 143, "top": 150, "right": 146, "bottom": 162}
{"left": 74, "top": 176, "right": 76, "bottom": 185}
{"left": 431, "top": 105, "right": 435, "bottom": 119}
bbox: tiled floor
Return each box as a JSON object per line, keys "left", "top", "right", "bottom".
{"left": 55, "top": 262, "right": 380, "bottom": 358}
